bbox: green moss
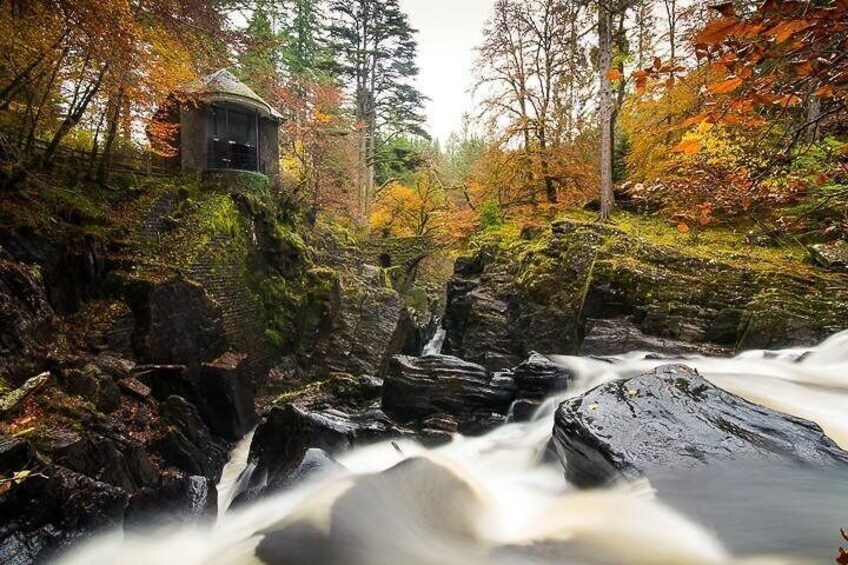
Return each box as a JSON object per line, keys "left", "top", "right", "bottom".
{"left": 554, "top": 209, "right": 813, "bottom": 275}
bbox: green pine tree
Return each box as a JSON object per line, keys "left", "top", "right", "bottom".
{"left": 327, "top": 0, "right": 428, "bottom": 214}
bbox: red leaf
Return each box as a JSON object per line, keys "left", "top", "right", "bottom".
{"left": 607, "top": 68, "right": 622, "bottom": 80}
{"left": 769, "top": 20, "right": 812, "bottom": 44}
{"left": 709, "top": 76, "right": 744, "bottom": 94}
{"left": 697, "top": 18, "right": 741, "bottom": 44}
{"left": 793, "top": 60, "right": 813, "bottom": 77}
{"left": 673, "top": 138, "right": 701, "bottom": 155}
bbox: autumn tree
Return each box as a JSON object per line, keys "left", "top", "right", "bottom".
{"left": 0, "top": 0, "right": 228, "bottom": 185}
{"left": 369, "top": 166, "right": 449, "bottom": 241}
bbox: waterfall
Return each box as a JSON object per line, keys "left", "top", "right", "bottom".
{"left": 216, "top": 429, "right": 256, "bottom": 519}
{"left": 422, "top": 326, "right": 446, "bottom": 356}
{"left": 55, "top": 330, "right": 848, "bottom": 565}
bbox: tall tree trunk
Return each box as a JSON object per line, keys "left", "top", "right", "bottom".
{"left": 539, "top": 130, "right": 556, "bottom": 203}
{"left": 40, "top": 64, "right": 107, "bottom": 167}
{"left": 97, "top": 84, "right": 125, "bottom": 183}
{"left": 806, "top": 94, "right": 821, "bottom": 143}
{"left": 598, "top": 3, "right": 615, "bottom": 220}
{"left": 0, "top": 30, "right": 68, "bottom": 111}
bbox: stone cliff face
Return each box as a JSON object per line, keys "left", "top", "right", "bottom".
{"left": 0, "top": 173, "right": 424, "bottom": 563}
{"left": 443, "top": 219, "right": 848, "bottom": 368}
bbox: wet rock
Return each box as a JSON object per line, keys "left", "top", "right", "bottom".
{"left": 553, "top": 364, "right": 848, "bottom": 488}
{"left": 155, "top": 396, "right": 228, "bottom": 482}
{"left": 511, "top": 353, "right": 573, "bottom": 401}
{"left": 125, "top": 473, "right": 214, "bottom": 528}
{"left": 0, "top": 373, "right": 52, "bottom": 416}
{"left": 442, "top": 276, "right": 522, "bottom": 371}
{"left": 810, "top": 240, "right": 848, "bottom": 271}
{"left": 737, "top": 288, "right": 847, "bottom": 351}
{"left": 0, "top": 439, "right": 36, "bottom": 476}
{"left": 250, "top": 403, "right": 400, "bottom": 493}
{"left": 0, "top": 465, "right": 127, "bottom": 564}
{"left": 282, "top": 448, "right": 346, "bottom": 489}
{"left": 53, "top": 435, "right": 158, "bottom": 492}
{"left": 312, "top": 283, "right": 418, "bottom": 378}
{"left": 509, "top": 399, "right": 541, "bottom": 423}
{"left": 196, "top": 352, "right": 257, "bottom": 441}
{"left": 382, "top": 354, "right": 516, "bottom": 434}
{"left": 118, "top": 376, "right": 151, "bottom": 400}
{"left": 580, "top": 318, "right": 731, "bottom": 357}
{"left": 418, "top": 415, "right": 459, "bottom": 446}
{"left": 442, "top": 219, "right": 848, "bottom": 361}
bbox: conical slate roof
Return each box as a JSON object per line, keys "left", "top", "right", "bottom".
{"left": 186, "top": 69, "right": 282, "bottom": 120}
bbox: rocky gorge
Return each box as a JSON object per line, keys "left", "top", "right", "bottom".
{"left": 1, "top": 179, "right": 848, "bottom": 564}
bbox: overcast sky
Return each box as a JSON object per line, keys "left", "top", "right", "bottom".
{"left": 399, "top": 0, "right": 495, "bottom": 143}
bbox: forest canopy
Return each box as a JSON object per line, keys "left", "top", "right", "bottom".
{"left": 1, "top": 0, "right": 846, "bottom": 246}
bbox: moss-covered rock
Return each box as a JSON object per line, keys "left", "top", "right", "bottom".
{"left": 443, "top": 218, "right": 848, "bottom": 367}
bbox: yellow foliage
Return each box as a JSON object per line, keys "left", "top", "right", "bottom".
{"left": 369, "top": 172, "right": 449, "bottom": 240}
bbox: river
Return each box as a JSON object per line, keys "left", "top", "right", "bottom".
{"left": 56, "top": 330, "right": 848, "bottom": 565}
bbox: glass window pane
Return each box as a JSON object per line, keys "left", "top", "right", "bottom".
{"left": 228, "top": 109, "right": 254, "bottom": 146}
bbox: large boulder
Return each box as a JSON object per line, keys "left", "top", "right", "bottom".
{"left": 311, "top": 281, "right": 418, "bottom": 378}
{"left": 247, "top": 373, "right": 402, "bottom": 496}
{"left": 0, "top": 461, "right": 128, "bottom": 564}
{"left": 442, "top": 266, "right": 527, "bottom": 371}
{"left": 135, "top": 353, "right": 257, "bottom": 442}
{"left": 154, "top": 395, "right": 229, "bottom": 482}
{"left": 249, "top": 404, "right": 397, "bottom": 494}
{"left": 195, "top": 352, "right": 257, "bottom": 441}
{"left": 511, "top": 353, "right": 573, "bottom": 401}
{"left": 124, "top": 473, "right": 214, "bottom": 529}
{"left": 579, "top": 318, "right": 731, "bottom": 357}
{"left": 442, "top": 219, "right": 848, "bottom": 363}
{"left": 382, "top": 354, "right": 516, "bottom": 434}
{"left": 53, "top": 435, "right": 159, "bottom": 492}
{"left": 122, "top": 276, "right": 226, "bottom": 366}
{"left": 553, "top": 364, "right": 848, "bottom": 487}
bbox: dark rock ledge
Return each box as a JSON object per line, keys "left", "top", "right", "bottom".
{"left": 552, "top": 364, "right": 848, "bottom": 488}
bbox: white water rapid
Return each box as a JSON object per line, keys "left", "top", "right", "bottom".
{"left": 55, "top": 330, "right": 848, "bottom": 565}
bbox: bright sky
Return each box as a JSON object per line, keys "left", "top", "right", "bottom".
{"left": 400, "top": 0, "right": 496, "bottom": 143}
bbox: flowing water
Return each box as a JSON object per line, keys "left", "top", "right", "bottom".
{"left": 56, "top": 330, "right": 848, "bottom": 565}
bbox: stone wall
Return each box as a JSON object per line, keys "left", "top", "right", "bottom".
{"left": 259, "top": 119, "right": 280, "bottom": 176}
{"left": 179, "top": 107, "right": 206, "bottom": 172}
{"left": 187, "top": 227, "right": 271, "bottom": 383}
{"left": 361, "top": 237, "right": 429, "bottom": 270}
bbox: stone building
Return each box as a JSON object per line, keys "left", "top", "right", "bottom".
{"left": 149, "top": 69, "right": 282, "bottom": 176}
